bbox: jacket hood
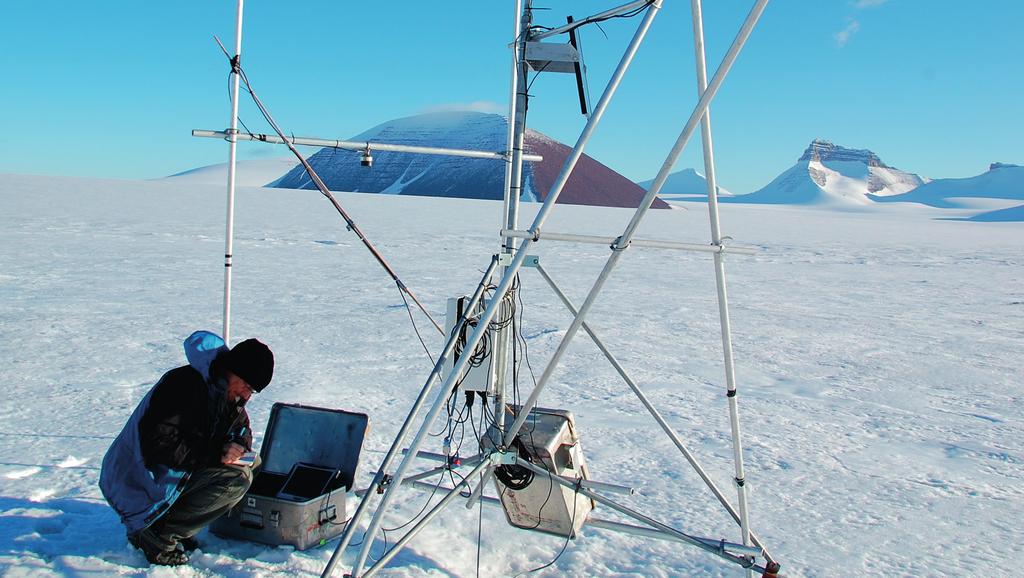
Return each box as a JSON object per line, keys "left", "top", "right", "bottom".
{"left": 183, "top": 331, "right": 229, "bottom": 382}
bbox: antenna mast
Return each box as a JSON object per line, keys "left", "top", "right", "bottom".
{"left": 222, "top": 0, "right": 244, "bottom": 344}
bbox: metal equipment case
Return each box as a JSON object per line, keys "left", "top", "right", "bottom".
{"left": 485, "top": 406, "right": 594, "bottom": 538}
{"left": 210, "top": 403, "right": 368, "bottom": 550}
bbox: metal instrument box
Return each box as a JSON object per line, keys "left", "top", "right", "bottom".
{"left": 443, "top": 295, "right": 496, "bottom": 393}
{"left": 524, "top": 41, "right": 581, "bottom": 74}
{"left": 484, "top": 406, "right": 594, "bottom": 538}
{"left": 210, "top": 403, "right": 368, "bottom": 550}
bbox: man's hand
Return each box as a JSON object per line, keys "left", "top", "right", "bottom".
{"left": 221, "top": 442, "right": 246, "bottom": 465}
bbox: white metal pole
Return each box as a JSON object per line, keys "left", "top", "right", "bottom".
{"left": 494, "top": 0, "right": 529, "bottom": 437}
{"left": 514, "top": 458, "right": 764, "bottom": 571}
{"left": 222, "top": 0, "right": 244, "bottom": 344}
{"left": 192, "top": 130, "right": 543, "bottom": 162}
{"left": 501, "top": 0, "right": 525, "bottom": 250}
{"left": 360, "top": 459, "right": 491, "bottom": 577}
{"left": 501, "top": 0, "right": 768, "bottom": 449}
{"left": 617, "top": 0, "right": 768, "bottom": 243}
{"left": 500, "top": 228, "right": 757, "bottom": 254}
{"left": 349, "top": 6, "right": 660, "bottom": 574}
{"left": 690, "top": 0, "right": 757, "bottom": 564}
{"left": 534, "top": 263, "right": 775, "bottom": 562}
{"left": 585, "top": 519, "right": 763, "bottom": 558}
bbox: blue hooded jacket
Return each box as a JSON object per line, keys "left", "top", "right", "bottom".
{"left": 99, "top": 331, "right": 228, "bottom": 534}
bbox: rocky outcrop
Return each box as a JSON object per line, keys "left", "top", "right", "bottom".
{"left": 799, "top": 139, "right": 886, "bottom": 168}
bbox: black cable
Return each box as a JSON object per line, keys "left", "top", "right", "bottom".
{"left": 446, "top": 464, "right": 473, "bottom": 499}
{"left": 398, "top": 281, "right": 437, "bottom": 365}
{"left": 373, "top": 529, "right": 387, "bottom": 564}
{"left": 382, "top": 468, "right": 446, "bottom": 532}
{"left": 514, "top": 481, "right": 581, "bottom": 577}
{"left": 515, "top": 281, "right": 540, "bottom": 392}
{"left": 557, "top": 1, "right": 654, "bottom": 38}
{"left": 476, "top": 490, "right": 484, "bottom": 578}
{"left": 509, "top": 277, "right": 538, "bottom": 442}
{"left": 520, "top": 453, "right": 556, "bottom": 533}
{"left": 525, "top": 61, "right": 550, "bottom": 96}
{"left": 223, "top": 70, "right": 259, "bottom": 147}
{"left": 494, "top": 438, "right": 535, "bottom": 491}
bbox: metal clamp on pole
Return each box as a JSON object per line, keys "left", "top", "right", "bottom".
{"left": 491, "top": 449, "right": 520, "bottom": 466}
{"left": 375, "top": 474, "right": 392, "bottom": 494}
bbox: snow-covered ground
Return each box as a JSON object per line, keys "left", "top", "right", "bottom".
{"left": 1, "top": 173, "right": 1022, "bottom": 577}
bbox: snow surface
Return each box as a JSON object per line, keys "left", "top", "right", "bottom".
{"left": 2, "top": 172, "right": 1023, "bottom": 577}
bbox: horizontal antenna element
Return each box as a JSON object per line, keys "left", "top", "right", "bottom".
{"left": 192, "top": 130, "right": 543, "bottom": 163}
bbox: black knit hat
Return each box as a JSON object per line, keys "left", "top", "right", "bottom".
{"left": 225, "top": 338, "right": 274, "bottom": 392}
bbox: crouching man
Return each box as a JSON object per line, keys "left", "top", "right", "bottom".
{"left": 100, "top": 330, "right": 274, "bottom": 566}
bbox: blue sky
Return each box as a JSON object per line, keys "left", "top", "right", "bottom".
{"left": 1, "top": 1, "right": 1020, "bottom": 194}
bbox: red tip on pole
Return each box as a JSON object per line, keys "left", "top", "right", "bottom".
{"left": 761, "top": 561, "right": 781, "bottom": 578}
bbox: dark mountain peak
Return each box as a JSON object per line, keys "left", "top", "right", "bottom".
{"left": 273, "top": 111, "right": 667, "bottom": 209}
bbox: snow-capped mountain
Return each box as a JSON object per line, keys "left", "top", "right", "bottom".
{"left": 725, "top": 139, "right": 926, "bottom": 205}
{"left": 164, "top": 157, "right": 299, "bottom": 187}
{"left": 637, "top": 168, "right": 733, "bottom": 198}
{"left": 873, "top": 162, "right": 1024, "bottom": 209}
{"left": 271, "top": 111, "right": 669, "bottom": 209}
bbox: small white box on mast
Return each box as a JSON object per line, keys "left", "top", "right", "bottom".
{"left": 524, "top": 41, "right": 581, "bottom": 74}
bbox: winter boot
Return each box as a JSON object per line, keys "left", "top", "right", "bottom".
{"left": 128, "top": 532, "right": 190, "bottom": 566}
{"left": 180, "top": 535, "right": 201, "bottom": 552}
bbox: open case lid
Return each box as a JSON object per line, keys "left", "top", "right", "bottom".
{"left": 259, "top": 402, "right": 369, "bottom": 490}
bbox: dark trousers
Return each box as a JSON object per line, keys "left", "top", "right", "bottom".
{"left": 133, "top": 464, "right": 251, "bottom": 553}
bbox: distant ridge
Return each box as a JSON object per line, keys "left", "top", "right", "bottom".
{"left": 723, "top": 139, "right": 926, "bottom": 205}
{"left": 637, "top": 168, "right": 732, "bottom": 198}
{"left": 271, "top": 111, "right": 668, "bottom": 209}
{"left": 164, "top": 157, "right": 298, "bottom": 187}
{"left": 969, "top": 203, "right": 1024, "bottom": 222}
{"left": 874, "top": 162, "right": 1024, "bottom": 209}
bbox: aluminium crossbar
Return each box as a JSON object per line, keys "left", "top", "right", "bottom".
{"left": 533, "top": 261, "right": 776, "bottom": 563}
{"left": 192, "top": 129, "right": 544, "bottom": 162}
{"left": 690, "top": 0, "right": 760, "bottom": 568}
{"left": 529, "top": 0, "right": 653, "bottom": 41}
{"left": 513, "top": 457, "right": 767, "bottom": 572}
{"left": 500, "top": 227, "right": 759, "bottom": 254}
{"left": 404, "top": 485, "right": 763, "bottom": 559}
{"left": 407, "top": 449, "right": 637, "bottom": 496}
